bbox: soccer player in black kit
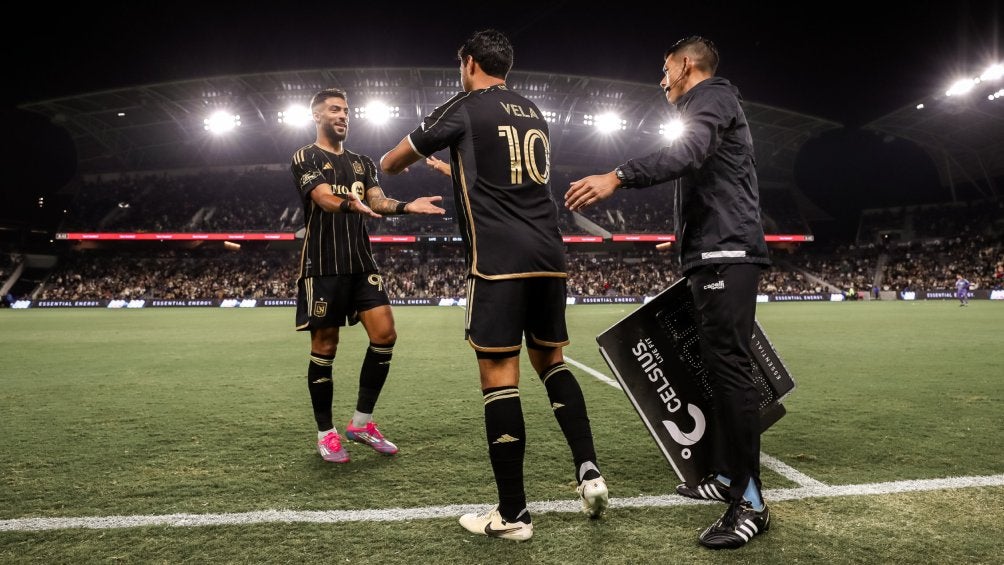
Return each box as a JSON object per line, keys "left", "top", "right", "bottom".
{"left": 292, "top": 87, "right": 444, "bottom": 464}
{"left": 381, "top": 30, "right": 608, "bottom": 541}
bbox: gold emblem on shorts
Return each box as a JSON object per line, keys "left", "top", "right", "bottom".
{"left": 368, "top": 274, "right": 384, "bottom": 292}
{"left": 352, "top": 161, "right": 364, "bottom": 175}
{"left": 313, "top": 300, "right": 328, "bottom": 317}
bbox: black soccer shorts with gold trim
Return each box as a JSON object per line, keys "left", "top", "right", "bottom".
{"left": 465, "top": 276, "right": 570, "bottom": 352}
{"left": 296, "top": 273, "right": 389, "bottom": 330}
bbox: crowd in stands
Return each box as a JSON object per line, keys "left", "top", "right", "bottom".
{"left": 882, "top": 235, "right": 1003, "bottom": 292}
{"left": 38, "top": 249, "right": 297, "bottom": 301}
{"left": 850, "top": 198, "right": 1004, "bottom": 293}
{"left": 781, "top": 232, "right": 1004, "bottom": 296}
{"left": 565, "top": 251, "right": 679, "bottom": 296}
{"left": 758, "top": 264, "right": 822, "bottom": 295}
{"left": 29, "top": 245, "right": 871, "bottom": 302}
{"left": 371, "top": 247, "right": 466, "bottom": 298}
{"left": 857, "top": 198, "right": 1003, "bottom": 245}
{"left": 9, "top": 167, "right": 999, "bottom": 301}
{"left": 36, "top": 248, "right": 683, "bottom": 301}
{"left": 784, "top": 244, "right": 879, "bottom": 295}
{"left": 28, "top": 232, "right": 1004, "bottom": 302}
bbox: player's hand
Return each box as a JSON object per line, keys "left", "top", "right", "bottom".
{"left": 346, "top": 192, "right": 381, "bottom": 218}
{"left": 565, "top": 171, "right": 620, "bottom": 211}
{"left": 407, "top": 196, "right": 446, "bottom": 215}
{"left": 426, "top": 156, "right": 452, "bottom": 177}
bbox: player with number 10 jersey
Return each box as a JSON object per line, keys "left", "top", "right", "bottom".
{"left": 407, "top": 85, "right": 565, "bottom": 279}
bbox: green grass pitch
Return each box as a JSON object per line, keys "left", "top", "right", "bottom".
{"left": 1, "top": 301, "right": 1001, "bottom": 563}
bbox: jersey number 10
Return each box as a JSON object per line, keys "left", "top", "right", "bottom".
{"left": 498, "top": 126, "right": 550, "bottom": 185}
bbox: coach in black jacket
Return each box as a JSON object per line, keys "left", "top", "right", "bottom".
{"left": 566, "top": 36, "right": 772, "bottom": 550}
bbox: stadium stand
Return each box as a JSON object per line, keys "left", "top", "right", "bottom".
{"left": 5, "top": 67, "right": 1001, "bottom": 305}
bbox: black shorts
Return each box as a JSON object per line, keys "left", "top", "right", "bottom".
{"left": 465, "top": 276, "right": 569, "bottom": 352}
{"left": 296, "top": 273, "right": 390, "bottom": 330}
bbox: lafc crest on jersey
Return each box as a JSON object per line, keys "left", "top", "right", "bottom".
{"left": 351, "top": 160, "right": 364, "bottom": 175}
{"left": 313, "top": 300, "right": 328, "bottom": 317}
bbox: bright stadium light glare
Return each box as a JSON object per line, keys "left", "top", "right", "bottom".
{"left": 980, "top": 63, "right": 1003, "bottom": 82}
{"left": 278, "top": 104, "right": 312, "bottom": 127}
{"left": 204, "top": 111, "right": 240, "bottom": 133}
{"left": 354, "top": 102, "right": 399, "bottom": 124}
{"left": 945, "top": 78, "right": 977, "bottom": 97}
{"left": 593, "top": 112, "right": 625, "bottom": 133}
{"left": 542, "top": 110, "right": 558, "bottom": 123}
{"left": 368, "top": 102, "right": 392, "bottom": 124}
{"left": 660, "top": 119, "right": 685, "bottom": 140}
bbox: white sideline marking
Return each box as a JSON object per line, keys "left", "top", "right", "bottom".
{"left": 3, "top": 474, "right": 1002, "bottom": 532}
{"left": 565, "top": 355, "right": 621, "bottom": 389}
{"left": 566, "top": 356, "right": 828, "bottom": 488}
{"left": 761, "top": 452, "right": 827, "bottom": 487}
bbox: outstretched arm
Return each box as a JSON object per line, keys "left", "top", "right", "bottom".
{"left": 564, "top": 171, "right": 621, "bottom": 211}
{"left": 380, "top": 137, "right": 423, "bottom": 175}
{"left": 310, "top": 184, "right": 381, "bottom": 218}
{"left": 366, "top": 186, "right": 446, "bottom": 216}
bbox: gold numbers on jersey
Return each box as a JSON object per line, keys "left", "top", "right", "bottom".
{"left": 497, "top": 126, "right": 550, "bottom": 185}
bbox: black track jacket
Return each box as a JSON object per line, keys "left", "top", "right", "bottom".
{"left": 615, "top": 76, "right": 770, "bottom": 274}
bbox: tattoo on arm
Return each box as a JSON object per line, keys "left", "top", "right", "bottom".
{"left": 365, "top": 187, "right": 408, "bottom": 215}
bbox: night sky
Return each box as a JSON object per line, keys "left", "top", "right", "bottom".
{"left": 3, "top": 0, "right": 1001, "bottom": 232}
{"left": 7, "top": 1, "right": 999, "bottom": 124}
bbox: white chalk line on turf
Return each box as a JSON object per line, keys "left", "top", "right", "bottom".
{"left": 761, "top": 452, "right": 828, "bottom": 488}
{"left": 3, "top": 474, "right": 1002, "bottom": 532}
{"left": 565, "top": 355, "right": 621, "bottom": 389}
{"left": 567, "top": 355, "right": 826, "bottom": 488}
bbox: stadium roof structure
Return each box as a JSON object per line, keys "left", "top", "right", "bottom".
{"left": 20, "top": 67, "right": 840, "bottom": 184}
{"left": 864, "top": 88, "right": 1004, "bottom": 200}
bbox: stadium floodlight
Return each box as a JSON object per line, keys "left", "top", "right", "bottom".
{"left": 278, "top": 104, "right": 312, "bottom": 127}
{"left": 659, "top": 118, "right": 685, "bottom": 140}
{"left": 916, "top": 103, "right": 925, "bottom": 110}
{"left": 354, "top": 102, "right": 398, "bottom": 124}
{"left": 590, "top": 112, "right": 626, "bottom": 133}
{"left": 204, "top": 111, "right": 241, "bottom": 133}
{"left": 980, "top": 63, "right": 1003, "bottom": 82}
{"left": 542, "top": 110, "right": 558, "bottom": 123}
{"left": 945, "top": 78, "right": 976, "bottom": 97}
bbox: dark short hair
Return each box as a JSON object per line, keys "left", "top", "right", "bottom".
{"left": 457, "top": 29, "right": 513, "bottom": 79}
{"left": 310, "top": 88, "right": 348, "bottom": 109}
{"left": 666, "top": 36, "right": 719, "bottom": 74}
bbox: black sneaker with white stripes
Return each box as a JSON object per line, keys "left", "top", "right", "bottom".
{"left": 698, "top": 500, "right": 770, "bottom": 549}
{"left": 675, "top": 475, "right": 730, "bottom": 502}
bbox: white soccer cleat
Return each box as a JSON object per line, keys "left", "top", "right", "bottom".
{"left": 458, "top": 505, "right": 533, "bottom": 541}
{"left": 577, "top": 476, "right": 609, "bottom": 518}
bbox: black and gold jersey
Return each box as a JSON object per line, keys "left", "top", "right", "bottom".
{"left": 407, "top": 85, "right": 565, "bottom": 279}
{"left": 290, "top": 144, "right": 379, "bottom": 278}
